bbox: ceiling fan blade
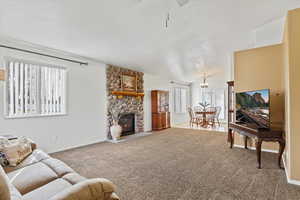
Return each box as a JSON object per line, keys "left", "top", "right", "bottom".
{"left": 176, "top": 0, "right": 189, "bottom": 7}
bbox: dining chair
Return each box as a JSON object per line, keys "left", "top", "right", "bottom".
{"left": 214, "top": 106, "right": 222, "bottom": 126}
{"left": 188, "top": 107, "right": 200, "bottom": 127}
{"left": 193, "top": 106, "right": 203, "bottom": 118}
{"left": 193, "top": 106, "right": 203, "bottom": 126}
{"left": 206, "top": 107, "right": 217, "bottom": 127}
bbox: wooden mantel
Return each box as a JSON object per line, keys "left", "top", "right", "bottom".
{"left": 111, "top": 91, "right": 144, "bottom": 99}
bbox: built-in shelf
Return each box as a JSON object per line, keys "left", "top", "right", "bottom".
{"left": 111, "top": 91, "right": 144, "bottom": 99}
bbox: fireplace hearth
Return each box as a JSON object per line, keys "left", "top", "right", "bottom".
{"left": 119, "top": 113, "right": 135, "bottom": 136}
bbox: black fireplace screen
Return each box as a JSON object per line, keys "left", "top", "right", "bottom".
{"left": 119, "top": 113, "right": 135, "bottom": 136}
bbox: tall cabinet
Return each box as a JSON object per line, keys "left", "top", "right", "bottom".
{"left": 151, "top": 90, "right": 171, "bottom": 131}
{"left": 227, "top": 81, "right": 234, "bottom": 142}
{"left": 227, "top": 81, "right": 235, "bottom": 125}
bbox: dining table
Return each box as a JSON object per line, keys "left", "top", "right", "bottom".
{"left": 194, "top": 110, "right": 216, "bottom": 127}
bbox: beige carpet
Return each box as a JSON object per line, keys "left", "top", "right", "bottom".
{"left": 52, "top": 128, "right": 300, "bottom": 200}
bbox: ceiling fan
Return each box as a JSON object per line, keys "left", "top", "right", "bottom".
{"left": 176, "top": 0, "right": 190, "bottom": 7}
{"left": 165, "top": 0, "right": 190, "bottom": 28}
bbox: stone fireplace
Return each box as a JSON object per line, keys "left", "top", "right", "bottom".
{"left": 106, "top": 65, "right": 144, "bottom": 139}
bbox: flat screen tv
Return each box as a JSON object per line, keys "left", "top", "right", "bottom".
{"left": 236, "top": 89, "right": 270, "bottom": 129}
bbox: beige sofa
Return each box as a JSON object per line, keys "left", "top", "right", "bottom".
{"left": 0, "top": 147, "right": 119, "bottom": 200}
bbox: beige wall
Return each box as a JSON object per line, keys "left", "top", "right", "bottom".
{"left": 234, "top": 44, "right": 285, "bottom": 151}
{"left": 234, "top": 8, "right": 300, "bottom": 182}
{"left": 284, "top": 8, "right": 300, "bottom": 182}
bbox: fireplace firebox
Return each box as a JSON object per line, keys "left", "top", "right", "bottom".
{"left": 119, "top": 113, "right": 135, "bottom": 136}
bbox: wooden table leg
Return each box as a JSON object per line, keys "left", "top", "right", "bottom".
{"left": 255, "top": 139, "right": 262, "bottom": 169}
{"left": 244, "top": 136, "right": 248, "bottom": 149}
{"left": 202, "top": 113, "right": 207, "bottom": 127}
{"left": 228, "top": 129, "right": 234, "bottom": 148}
{"left": 278, "top": 140, "right": 285, "bottom": 169}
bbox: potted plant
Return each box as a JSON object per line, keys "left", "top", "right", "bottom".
{"left": 199, "top": 101, "right": 210, "bottom": 111}
{"left": 109, "top": 107, "right": 122, "bottom": 141}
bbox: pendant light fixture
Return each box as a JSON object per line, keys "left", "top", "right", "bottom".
{"left": 200, "top": 73, "right": 209, "bottom": 88}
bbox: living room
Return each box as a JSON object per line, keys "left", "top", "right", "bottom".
{"left": 0, "top": 1, "right": 300, "bottom": 200}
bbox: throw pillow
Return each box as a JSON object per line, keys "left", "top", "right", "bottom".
{"left": 0, "top": 137, "right": 33, "bottom": 167}
{"left": 0, "top": 152, "right": 9, "bottom": 167}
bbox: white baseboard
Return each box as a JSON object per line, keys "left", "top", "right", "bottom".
{"left": 49, "top": 140, "right": 106, "bottom": 154}
{"left": 282, "top": 156, "right": 300, "bottom": 186}
{"left": 233, "top": 144, "right": 279, "bottom": 153}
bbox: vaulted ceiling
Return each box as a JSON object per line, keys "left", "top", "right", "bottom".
{"left": 0, "top": 0, "right": 299, "bottom": 82}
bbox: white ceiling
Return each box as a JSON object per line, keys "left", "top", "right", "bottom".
{"left": 0, "top": 0, "right": 299, "bottom": 82}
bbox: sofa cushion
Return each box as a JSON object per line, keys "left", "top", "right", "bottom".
{"left": 0, "top": 165, "right": 11, "bottom": 200}
{"left": 49, "top": 179, "right": 106, "bottom": 200}
{"left": 4, "top": 149, "right": 50, "bottom": 173}
{"left": 42, "top": 158, "right": 74, "bottom": 177}
{"left": 62, "top": 173, "right": 86, "bottom": 185}
{"left": 23, "top": 178, "right": 72, "bottom": 200}
{"left": 8, "top": 161, "right": 58, "bottom": 195}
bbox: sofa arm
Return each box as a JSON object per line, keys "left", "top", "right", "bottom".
{"left": 49, "top": 178, "right": 120, "bottom": 200}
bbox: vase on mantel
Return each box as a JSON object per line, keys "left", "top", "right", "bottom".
{"left": 110, "top": 122, "right": 122, "bottom": 141}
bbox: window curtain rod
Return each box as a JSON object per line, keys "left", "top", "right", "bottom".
{"left": 0, "top": 44, "right": 88, "bottom": 66}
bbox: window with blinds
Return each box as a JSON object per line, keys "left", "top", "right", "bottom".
{"left": 6, "top": 59, "right": 67, "bottom": 118}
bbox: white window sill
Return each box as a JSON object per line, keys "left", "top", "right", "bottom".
{"left": 4, "top": 113, "right": 67, "bottom": 119}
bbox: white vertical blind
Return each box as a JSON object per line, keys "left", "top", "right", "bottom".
{"left": 174, "top": 88, "right": 181, "bottom": 113}
{"left": 39, "top": 65, "right": 66, "bottom": 115}
{"left": 181, "top": 88, "right": 187, "bottom": 113}
{"left": 174, "top": 87, "right": 188, "bottom": 114}
{"left": 14, "top": 62, "right": 20, "bottom": 115}
{"left": 6, "top": 59, "right": 66, "bottom": 118}
{"left": 8, "top": 62, "right": 14, "bottom": 116}
{"left": 24, "top": 64, "right": 29, "bottom": 114}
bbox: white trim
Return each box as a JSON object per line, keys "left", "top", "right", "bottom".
{"left": 49, "top": 140, "right": 106, "bottom": 154}
{"left": 0, "top": 34, "right": 104, "bottom": 65}
{"left": 282, "top": 156, "right": 300, "bottom": 186}
{"left": 107, "top": 132, "right": 152, "bottom": 144}
{"left": 233, "top": 144, "right": 279, "bottom": 153}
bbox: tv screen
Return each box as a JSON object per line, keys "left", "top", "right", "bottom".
{"left": 236, "top": 89, "right": 270, "bottom": 128}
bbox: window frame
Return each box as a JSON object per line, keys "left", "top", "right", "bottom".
{"left": 3, "top": 57, "right": 68, "bottom": 119}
